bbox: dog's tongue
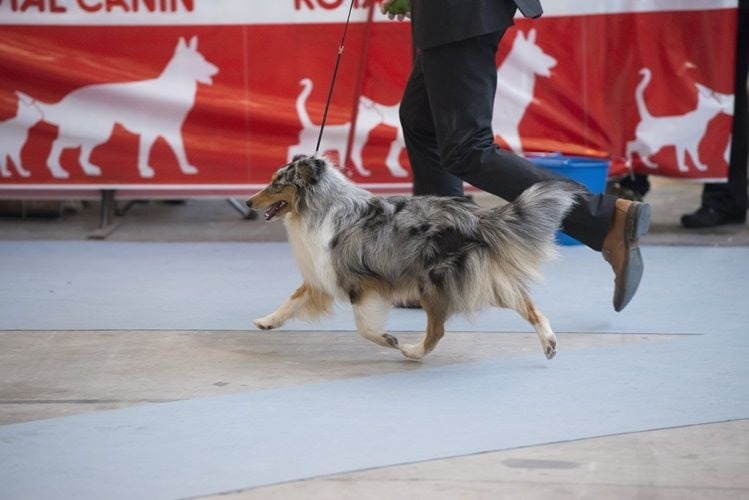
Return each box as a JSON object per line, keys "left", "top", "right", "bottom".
{"left": 264, "top": 201, "right": 287, "bottom": 221}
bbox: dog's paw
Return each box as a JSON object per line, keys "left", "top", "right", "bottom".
{"left": 382, "top": 334, "right": 399, "bottom": 348}
{"left": 139, "top": 166, "right": 155, "bottom": 179}
{"left": 82, "top": 164, "right": 102, "bottom": 176}
{"left": 50, "top": 168, "right": 70, "bottom": 179}
{"left": 543, "top": 337, "right": 557, "bottom": 360}
{"left": 253, "top": 316, "right": 280, "bottom": 330}
{"left": 399, "top": 343, "right": 425, "bottom": 361}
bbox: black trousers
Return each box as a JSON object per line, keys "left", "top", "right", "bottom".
{"left": 399, "top": 29, "right": 616, "bottom": 251}
{"left": 702, "top": 1, "right": 749, "bottom": 214}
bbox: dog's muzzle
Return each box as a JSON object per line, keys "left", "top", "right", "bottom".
{"left": 263, "top": 201, "right": 288, "bottom": 221}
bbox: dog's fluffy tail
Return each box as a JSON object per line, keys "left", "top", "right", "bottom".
{"left": 296, "top": 78, "right": 315, "bottom": 129}
{"left": 635, "top": 68, "right": 653, "bottom": 121}
{"left": 489, "top": 180, "right": 581, "bottom": 264}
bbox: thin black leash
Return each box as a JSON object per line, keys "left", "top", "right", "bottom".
{"left": 314, "top": 0, "right": 356, "bottom": 155}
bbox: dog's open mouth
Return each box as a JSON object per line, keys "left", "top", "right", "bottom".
{"left": 264, "top": 201, "right": 288, "bottom": 221}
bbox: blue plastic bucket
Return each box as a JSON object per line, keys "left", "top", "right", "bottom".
{"left": 527, "top": 155, "right": 610, "bottom": 246}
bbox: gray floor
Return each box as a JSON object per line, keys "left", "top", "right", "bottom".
{"left": 1, "top": 177, "right": 748, "bottom": 499}
{"left": 221, "top": 420, "right": 749, "bottom": 500}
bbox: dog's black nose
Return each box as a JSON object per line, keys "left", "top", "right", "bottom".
{"left": 246, "top": 199, "right": 253, "bottom": 209}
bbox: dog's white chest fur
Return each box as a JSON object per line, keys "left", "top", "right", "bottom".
{"left": 284, "top": 215, "right": 339, "bottom": 297}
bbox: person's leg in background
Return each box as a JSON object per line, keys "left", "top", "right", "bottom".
{"left": 399, "top": 29, "right": 650, "bottom": 311}
{"left": 682, "top": 0, "right": 748, "bottom": 228}
{"left": 616, "top": 173, "right": 651, "bottom": 202}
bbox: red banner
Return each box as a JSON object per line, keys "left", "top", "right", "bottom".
{"left": 0, "top": 0, "right": 738, "bottom": 193}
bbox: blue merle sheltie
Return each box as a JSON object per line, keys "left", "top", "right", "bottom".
{"left": 246, "top": 155, "right": 580, "bottom": 361}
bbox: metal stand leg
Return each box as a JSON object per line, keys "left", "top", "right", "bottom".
{"left": 88, "top": 190, "right": 122, "bottom": 239}
{"left": 227, "top": 198, "right": 258, "bottom": 220}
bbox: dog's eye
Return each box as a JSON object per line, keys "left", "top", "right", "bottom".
{"left": 268, "top": 174, "right": 286, "bottom": 189}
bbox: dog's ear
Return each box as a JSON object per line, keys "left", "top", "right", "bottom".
{"left": 15, "top": 91, "right": 33, "bottom": 106}
{"left": 297, "top": 158, "right": 326, "bottom": 185}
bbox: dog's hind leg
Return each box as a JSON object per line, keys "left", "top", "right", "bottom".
{"left": 80, "top": 142, "right": 102, "bottom": 176}
{"left": 46, "top": 139, "right": 73, "bottom": 179}
{"left": 351, "top": 292, "right": 399, "bottom": 349}
{"left": 399, "top": 297, "right": 447, "bottom": 360}
{"left": 348, "top": 134, "right": 372, "bottom": 177}
{"left": 163, "top": 128, "right": 198, "bottom": 175}
{"left": 138, "top": 133, "right": 158, "bottom": 178}
{"left": 385, "top": 128, "right": 409, "bottom": 178}
{"left": 514, "top": 291, "right": 557, "bottom": 360}
{"left": 254, "top": 283, "right": 332, "bottom": 330}
{"left": 0, "top": 155, "right": 9, "bottom": 177}
{"left": 11, "top": 152, "right": 31, "bottom": 177}
{"left": 685, "top": 145, "right": 708, "bottom": 171}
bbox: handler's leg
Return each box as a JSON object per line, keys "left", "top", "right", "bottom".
{"left": 418, "top": 30, "right": 615, "bottom": 249}
{"left": 418, "top": 30, "right": 650, "bottom": 311}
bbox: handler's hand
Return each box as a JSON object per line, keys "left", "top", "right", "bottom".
{"left": 381, "top": 0, "right": 411, "bottom": 21}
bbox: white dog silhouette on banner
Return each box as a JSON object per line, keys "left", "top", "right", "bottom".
{"left": 7, "top": 37, "right": 217, "bottom": 179}
{"left": 0, "top": 92, "right": 42, "bottom": 178}
{"left": 493, "top": 29, "right": 557, "bottom": 155}
{"left": 288, "top": 78, "right": 408, "bottom": 178}
{"left": 626, "top": 68, "right": 734, "bottom": 172}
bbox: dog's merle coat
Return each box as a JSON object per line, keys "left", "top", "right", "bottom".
{"left": 248, "top": 155, "right": 580, "bottom": 360}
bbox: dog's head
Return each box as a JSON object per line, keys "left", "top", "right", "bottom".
{"left": 695, "top": 83, "right": 735, "bottom": 116}
{"left": 512, "top": 29, "right": 556, "bottom": 78}
{"left": 246, "top": 155, "right": 327, "bottom": 221}
{"left": 14, "top": 91, "right": 43, "bottom": 124}
{"left": 172, "top": 36, "right": 219, "bottom": 85}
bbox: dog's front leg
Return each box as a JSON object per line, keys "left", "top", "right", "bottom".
{"left": 351, "top": 292, "right": 400, "bottom": 349}
{"left": 254, "top": 283, "right": 331, "bottom": 330}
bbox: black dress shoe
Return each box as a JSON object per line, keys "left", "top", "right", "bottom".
{"left": 680, "top": 206, "right": 747, "bottom": 228}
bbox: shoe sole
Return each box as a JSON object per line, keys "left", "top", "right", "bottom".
{"left": 628, "top": 202, "right": 652, "bottom": 239}
{"left": 614, "top": 202, "right": 651, "bottom": 312}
